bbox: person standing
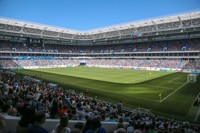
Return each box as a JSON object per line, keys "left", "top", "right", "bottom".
{"left": 117, "top": 101, "right": 122, "bottom": 115}
{"left": 85, "top": 89, "right": 89, "bottom": 96}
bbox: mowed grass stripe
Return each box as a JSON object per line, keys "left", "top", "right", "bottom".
{"left": 54, "top": 78, "right": 160, "bottom": 102}
{"left": 33, "top": 67, "right": 170, "bottom": 84}
{"left": 33, "top": 67, "right": 177, "bottom": 100}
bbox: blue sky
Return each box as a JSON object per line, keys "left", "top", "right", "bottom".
{"left": 0, "top": 0, "right": 199, "bottom": 31}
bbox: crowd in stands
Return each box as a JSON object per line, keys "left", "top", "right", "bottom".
{"left": 87, "top": 59, "right": 195, "bottom": 70}
{"left": 183, "top": 59, "right": 200, "bottom": 70}
{"left": 0, "top": 38, "right": 200, "bottom": 53}
{"left": 0, "top": 71, "right": 200, "bottom": 133}
{"left": 15, "top": 59, "right": 79, "bottom": 68}
{"left": 0, "top": 58, "right": 200, "bottom": 71}
{"left": 0, "top": 60, "right": 20, "bottom": 68}
{"left": 1, "top": 59, "right": 199, "bottom": 70}
{"left": 0, "top": 59, "right": 79, "bottom": 68}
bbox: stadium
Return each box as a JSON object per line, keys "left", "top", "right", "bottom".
{"left": 0, "top": 1, "right": 200, "bottom": 133}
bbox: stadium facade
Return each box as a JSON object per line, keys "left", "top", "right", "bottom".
{"left": 0, "top": 10, "right": 200, "bottom": 72}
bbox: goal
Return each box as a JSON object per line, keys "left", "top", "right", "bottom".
{"left": 187, "top": 74, "right": 198, "bottom": 83}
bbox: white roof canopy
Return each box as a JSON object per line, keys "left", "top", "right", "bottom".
{"left": 0, "top": 10, "right": 200, "bottom": 40}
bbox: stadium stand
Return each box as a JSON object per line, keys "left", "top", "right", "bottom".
{"left": 0, "top": 59, "right": 197, "bottom": 71}
{"left": 0, "top": 39, "right": 200, "bottom": 53}
{"left": 0, "top": 10, "right": 200, "bottom": 132}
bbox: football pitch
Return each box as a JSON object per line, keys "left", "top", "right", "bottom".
{"left": 14, "top": 67, "right": 200, "bottom": 123}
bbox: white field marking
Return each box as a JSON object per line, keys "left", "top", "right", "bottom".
{"left": 193, "top": 92, "right": 200, "bottom": 122}
{"left": 58, "top": 78, "right": 160, "bottom": 102}
{"left": 104, "top": 72, "right": 168, "bottom": 83}
{"left": 168, "top": 82, "right": 183, "bottom": 85}
{"left": 168, "top": 77, "right": 180, "bottom": 83}
{"left": 194, "top": 107, "right": 200, "bottom": 122}
{"left": 142, "top": 84, "right": 175, "bottom": 90}
{"left": 160, "top": 82, "right": 188, "bottom": 102}
{"left": 123, "top": 72, "right": 169, "bottom": 83}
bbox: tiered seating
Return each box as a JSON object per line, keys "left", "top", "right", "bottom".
{"left": 0, "top": 38, "right": 200, "bottom": 53}
{"left": 2, "top": 59, "right": 200, "bottom": 70}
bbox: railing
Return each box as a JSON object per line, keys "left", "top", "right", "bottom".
{"left": 3, "top": 115, "right": 128, "bottom": 133}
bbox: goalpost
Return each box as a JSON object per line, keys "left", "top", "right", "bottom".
{"left": 187, "top": 74, "right": 198, "bottom": 83}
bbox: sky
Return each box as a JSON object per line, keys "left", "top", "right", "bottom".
{"left": 0, "top": 0, "right": 200, "bottom": 31}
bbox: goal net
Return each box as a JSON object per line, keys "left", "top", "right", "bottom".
{"left": 187, "top": 74, "right": 198, "bottom": 83}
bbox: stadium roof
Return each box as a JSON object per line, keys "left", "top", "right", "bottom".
{"left": 0, "top": 10, "right": 200, "bottom": 40}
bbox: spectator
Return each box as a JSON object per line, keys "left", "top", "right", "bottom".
{"left": 71, "top": 122, "right": 84, "bottom": 133}
{"left": 2, "top": 104, "right": 12, "bottom": 116}
{"left": 8, "top": 107, "right": 18, "bottom": 116}
{"left": 117, "top": 101, "right": 122, "bottom": 115}
{"left": 117, "top": 117, "right": 125, "bottom": 129}
{"left": 84, "top": 117, "right": 102, "bottom": 133}
{"left": 59, "top": 105, "right": 68, "bottom": 117}
{"left": 16, "top": 107, "right": 35, "bottom": 133}
{"left": 126, "top": 121, "right": 134, "bottom": 133}
{"left": 55, "top": 115, "right": 71, "bottom": 133}
{"left": 115, "top": 128, "right": 126, "bottom": 133}
{"left": 28, "top": 111, "right": 49, "bottom": 133}
{"left": 95, "top": 127, "right": 106, "bottom": 133}
{"left": 50, "top": 99, "right": 59, "bottom": 119}
{"left": 82, "top": 118, "right": 92, "bottom": 133}
{"left": 0, "top": 113, "right": 6, "bottom": 133}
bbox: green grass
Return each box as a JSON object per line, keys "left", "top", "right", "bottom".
{"left": 13, "top": 66, "right": 200, "bottom": 123}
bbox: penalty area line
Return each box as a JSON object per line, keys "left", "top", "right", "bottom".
{"left": 143, "top": 84, "right": 174, "bottom": 90}
{"left": 160, "top": 82, "right": 187, "bottom": 102}
{"left": 168, "top": 76, "right": 180, "bottom": 83}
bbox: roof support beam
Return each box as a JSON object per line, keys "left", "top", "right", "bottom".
{"left": 88, "top": 34, "right": 95, "bottom": 40}
{"left": 178, "top": 17, "right": 183, "bottom": 28}
{"left": 57, "top": 30, "right": 64, "bottom": 37}
{"left": 20, "top": 24, "right": 26, "bottom": 33}
{"left": 97, "top": 31, "right": 107, "bottom": 39}
{"left": 41, "top": 27, "right": 47, "bottom": 37}
{"left": 151, "top": 21, "right": 158, "bottom": 31}
{"left": 189, "top": 14, "right": 193, "bottom": 26}
{"left": 130, "top": 24, "right": 138, "bottom": 33}
{"left": 71, "top": 33, "right": 79, "bottom": 40}
{"left": 112, "top": 27, "right": 121, "bottom": 36}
